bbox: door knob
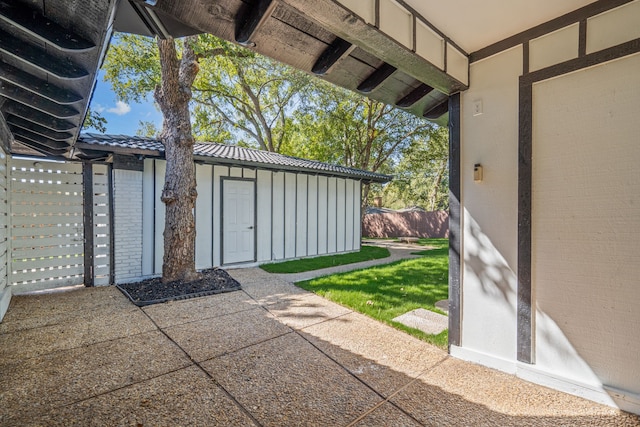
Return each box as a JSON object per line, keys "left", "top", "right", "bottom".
{"left": 248, "top": 226, "right": 254, "bottom": 229}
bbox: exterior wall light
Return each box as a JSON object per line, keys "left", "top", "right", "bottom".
{"left": 474, "top": 163, "right": 483, "bottom": 182}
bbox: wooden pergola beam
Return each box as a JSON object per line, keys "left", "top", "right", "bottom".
{"left": 357, "top": 63, "right": 397, "bottom": 93}
{"left": 0, "top": 1, "right": 95, "bottom": 52}
{"left": 312, "top": 37, "right": 356, "bottom": 75}
{"left": 424, "top": 99, "right": 449, "bottom": 119}
{"left": 0, "top": 82, "right": 79, "bottom": 119}
{"left": 3, "top": 101, "right": 76, "bottom": 132}
{"left": 235, "top": 0, "right": 278, "bottom": 45}
{"left": 396, "top": 83, "right": 434, "bottom": 108}
{"left": 5, "top": 114, "right": 73, "bottom": 142}
{"left": 0, "top": 29, "right": 88, "bottom": 80}
{"left": 0, "top": 61, "right": 83, "bottom": 104}
{"left": 13, "top": 135, "right": 68, "bottom": 156}
{"left": 10, "top": 126, "right": 71, "bottom": 150}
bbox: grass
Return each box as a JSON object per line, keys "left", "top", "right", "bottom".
{"left": 259, "top": 245, "right": 390, "bottom": 274}
{"left": 297, "top": 238, "right": 449, "bottom": 349}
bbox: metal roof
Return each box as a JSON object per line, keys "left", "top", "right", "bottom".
{"left": 78, "top": 133, "right": 392, "bottom": 183}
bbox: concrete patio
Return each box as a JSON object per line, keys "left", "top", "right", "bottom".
{"left": 1, "top": 268, "right": 638, "bottom": 426}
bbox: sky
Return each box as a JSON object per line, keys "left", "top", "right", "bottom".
{"left": 83, "top": 70, "right": 163, "bottom": 136}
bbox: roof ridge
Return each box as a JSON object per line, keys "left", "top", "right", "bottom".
{"left": 78, "top": 133, "right": 391, "bottom": 183}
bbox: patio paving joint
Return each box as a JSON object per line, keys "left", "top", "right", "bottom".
{"left": 155, "top": 304, "right": 261, "bottom": 329}
{"left": 344, "top": 355, "right": 451, "bottom": 426}
{"left": 137, "top": 305, "right": 265, "bottom": 427}
{"left": 292, "top": 320, "right": 425, "bottom": 425}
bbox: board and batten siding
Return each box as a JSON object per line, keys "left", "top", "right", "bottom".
{"left": 141, "top": 159, "right": 362, "bottom": 275}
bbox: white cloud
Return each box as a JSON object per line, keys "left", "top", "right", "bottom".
{"left": 93, "top": 104, "right": 105, "bottom": 113}
{"left": 107, "top": 100, "right": 131, "bottom": 116}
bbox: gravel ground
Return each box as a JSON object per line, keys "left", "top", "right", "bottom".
{"left": 116, "top": 268, "right": 241, "bottom": 306}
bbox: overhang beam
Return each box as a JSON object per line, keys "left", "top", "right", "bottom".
{"left": 5, "top": 115, "right": 73, "bottom": 142}
{"left": 357, "top": 63, "right": 397, "bottom": 93}
{"left": 0, "top": 82, "right": 79, "bottom": 119}
{"left": 396, "top": 83, "right": 434, "bottom": 108}
{"left": 279, "top": 0, "right": 467, "bottom": 94}
{"left": 235, "top": 0, "right": 278, "bottom": 45}
{"left": 3, "top": 101, "right": 76, "bottom": 132}
{"left": 312, "top": 37, "right": 356, "bottom": 75}
{"left": 0, "top": 61, "right": 83, "bottom": 104}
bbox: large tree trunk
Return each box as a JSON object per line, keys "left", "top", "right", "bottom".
{"left": 155, "top": 36, "right": 200, "bottom": 283}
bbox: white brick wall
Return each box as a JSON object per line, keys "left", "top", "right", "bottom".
{"left": 113, "top": 169, "right": 144, "bottom": 283}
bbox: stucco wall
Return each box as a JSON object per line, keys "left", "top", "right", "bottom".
{"left": 532, "top": 52, "right": 640, "bottom": 402}
{"left": 454, "top": 0, "right": 640, "bottom": 413}
{"left": 457, "top": 45, "right": 521, "bottom": 365}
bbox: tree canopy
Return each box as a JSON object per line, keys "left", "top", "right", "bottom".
{"left": 98, "top": 33, "right": 449, "bottom": 211}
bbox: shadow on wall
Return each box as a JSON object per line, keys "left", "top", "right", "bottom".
{"left": 362, "top": 210, "right": 449, "bottom": 238}
{"left": 463, "top": 211, "right": 640, "bottom": 414}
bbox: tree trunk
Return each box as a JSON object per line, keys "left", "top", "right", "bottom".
{"left": 428, "top": 159, "right": 447, "bottom": 211}
{"left": 155, "top": 36, "right": 200, "bottom": 283}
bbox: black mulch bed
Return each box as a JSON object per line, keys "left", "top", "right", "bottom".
{"left": 116, "top": 268, "right": 242, "bottom": 307}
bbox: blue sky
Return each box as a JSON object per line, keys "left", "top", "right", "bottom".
{"left": 83, "top": 70, "right": 162, "bottom": 136}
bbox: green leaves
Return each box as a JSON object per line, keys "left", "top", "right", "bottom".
{"left": 101, "top": 33, "right": 448, "bottom": 209}
{"left": 103, "top": 34, "right": 160, "bottom": 103}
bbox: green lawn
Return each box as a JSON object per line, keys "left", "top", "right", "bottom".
{"left": 297, "top": 238, "right": 449, "bottom": 349}
{"left": 259, "top": 245, "right": 390, "bottom": 274}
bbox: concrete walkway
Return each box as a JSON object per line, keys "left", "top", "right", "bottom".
{"left": 273, "top": 240, "right": 422, "bottom": 283}
{"left": 1, "top": 270, "right": 638, "bottom": 426}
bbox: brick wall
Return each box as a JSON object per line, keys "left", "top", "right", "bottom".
{"left": 113, "top": 169, "right": 144, "bottom": 283}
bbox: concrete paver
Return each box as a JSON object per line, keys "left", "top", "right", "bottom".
{"left": 34, "top": 367, "right": 257, "bottom": 427}
{"left": 201, "top": 332, "right": 385, "bottom": 427}
{"left": 163, "top": 307, "right": 291, "bottom": 362}
{"left": 1, "top": 331, "right": 190, "bottom": 423}
{"left": 1, "top": 262, "right": 639, "bottom": 426}
{"left": 264, "top": 292, "right": 352, "bottom": 330}
{"left": 301, "top": 310, "right": 447, "bottom": 397}
{"left": 142, "top": 290, "right": 256, "bottom": 328}
{"left": 392, "top": 308, "right": 448, "bottom": 335}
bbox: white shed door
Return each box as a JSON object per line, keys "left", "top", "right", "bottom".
{"left": 222, "top": 179, "right": 255, "bottom": 264}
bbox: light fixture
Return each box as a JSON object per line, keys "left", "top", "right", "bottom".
{"left": 474, "top": 163, "right": 483, "bottom": 182}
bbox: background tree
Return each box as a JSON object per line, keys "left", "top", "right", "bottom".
{"left": 193, "top": 48, "right": 311, "bottom": 152}
{"left": 102, "top": 33, "right": 449, "bottom": 228}
{"left": 136, "top": 120, "right": 159, "bottom": 138}
{"left": 103, "top": 33, "right": 310, "bottom": 152}
{"left": 82, "top": 107, "right": 107, "bottom": 133}
{"left": 376, "top": 126, "right": 449, "bottom": 210}
{"left": 287, "top": 82, "right": 437, "bottom": 212}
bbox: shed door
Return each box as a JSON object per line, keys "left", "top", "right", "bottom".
{"left": 222, "top": 179, "right": 255, "bottom": 264}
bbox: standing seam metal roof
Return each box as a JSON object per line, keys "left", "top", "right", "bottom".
{"left": 79, "top": 133, "right": 392, "bottom": 182}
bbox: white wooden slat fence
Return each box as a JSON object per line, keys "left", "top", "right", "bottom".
{"left": 8, "top": 158, "right": 111, "bottom": 293}
{"left": 0, "top": 148, "right": 9, "bottom": 308}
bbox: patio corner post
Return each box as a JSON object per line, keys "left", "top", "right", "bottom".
{"left": 448, "top": 92, "right": 461, "bottom": 349}
{"left": 82, "top": 161, "right": 94, "bottom": 287}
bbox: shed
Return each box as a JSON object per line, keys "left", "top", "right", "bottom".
{"left": 77, "top": 134, "right": 390, "bottom": 283}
